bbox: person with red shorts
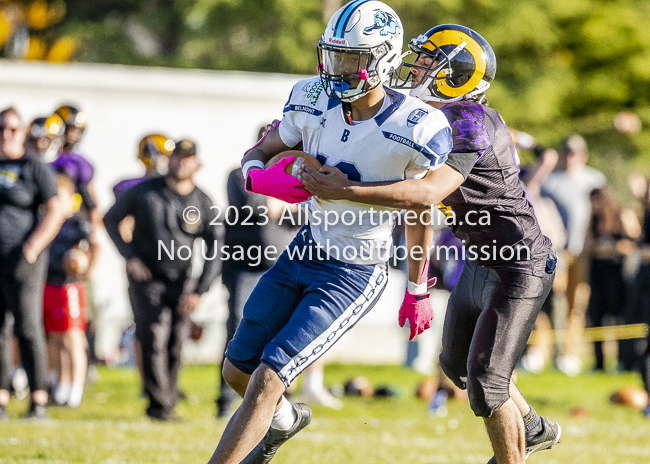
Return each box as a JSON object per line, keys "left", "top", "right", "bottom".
{"left": 43, "top": 171, "right": 93, "bottom": 408}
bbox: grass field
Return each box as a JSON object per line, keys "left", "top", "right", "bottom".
{"left": 1, "top": 364, "right": 649, "bottom": 463}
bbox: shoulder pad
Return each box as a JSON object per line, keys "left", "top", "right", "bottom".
{"left": 287, "top": 77, "right": 326, "bottom": 106}
{"left": 441, "top": 101, "right": 491, "bottom": 153}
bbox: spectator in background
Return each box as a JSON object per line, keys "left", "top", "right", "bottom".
{"left": 584, "top": 187, "right": 639, "bottom": 371}
{"left": 425, "top": 227, "right": 468, "bottom": 418}
{"left": 0, "top": 107, "right": 65, "bottom": 419}
{"left": 7, "top": 114, "right": 66, "bottom": 400}
{"left": 541, "top": 134, "right": 606, "bottom": 376}
{"left": 51, "top": 105, "right": 102, "bottom": 365}
{"left": 52, "top": 105, "right": 96, "bottom": 223}
{"left": 43, "top": 170, "right": 93, "bottom": 407}
{"left": 636, "top": 183, "right": 650, "bottom": 417}
{"left": 518, "top": 141, "right": 567, "bottom": 373}
{"left": 113, "top": 134, "right": 174, "bottom": 200}
{"left": 112, "top": 134, "right": 175, "bottom": 391}
{"left": 24, "top": 114, "right": 64, "bottom": 161}
{"left": 103, "top": 139, "right": 221, "bottom": 421}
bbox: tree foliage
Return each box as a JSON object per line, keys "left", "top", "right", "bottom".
{"left": 3, "top": 0, "right": 650, "bottom": 176}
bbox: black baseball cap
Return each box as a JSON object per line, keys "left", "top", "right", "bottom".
{"left": 172, "top": 139, "right": 197, "bottom": 157}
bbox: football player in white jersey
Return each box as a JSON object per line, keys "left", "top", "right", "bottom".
{"left": 207, "top": 2, "right": 452, "bottom": 463}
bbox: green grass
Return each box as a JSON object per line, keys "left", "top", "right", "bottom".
{"left": 1, "top": 365, "right": 649, "bottom": 463}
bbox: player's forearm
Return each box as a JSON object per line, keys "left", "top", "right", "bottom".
{"left": 406, "top": 221, "right": 433, "bottom": 284}
{"left": 343, "top": 179, "right": 443, "bottom": 211}
{"left": 103, "top": 206, "right": 135, "bottom": 260}
{"left": 341, "top": 164, "right": 465, "bottom": 211}
{"left": 241, "top": 124, "right": 290, "bottom": 171}
{"left": 241, "top": 147, "right": 271, "bottom": 167}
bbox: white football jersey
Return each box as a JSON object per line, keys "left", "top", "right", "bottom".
{"left": 278, "top": 76, "right": 452, "bottom": 264}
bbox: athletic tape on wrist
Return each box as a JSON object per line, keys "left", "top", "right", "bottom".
{"left": 408, "top": 281, "right": 428, "bottom": 295}
{"left": 242, "top": 160, "right": 265, "bottom": 178}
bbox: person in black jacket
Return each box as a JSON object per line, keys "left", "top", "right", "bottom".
{"left": 104, "top": 139, "right": 221, "bottom": 421}
{"left": 0, "top": 107, "right": 65, "bottom": 419}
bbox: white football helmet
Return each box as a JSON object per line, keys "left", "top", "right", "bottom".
{"left": 317, "top": 0, "right": 403, "bottom": 102}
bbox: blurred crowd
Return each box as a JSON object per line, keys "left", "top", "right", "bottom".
{"left": 1, "top": 103, "right": 649, "bottom": 422}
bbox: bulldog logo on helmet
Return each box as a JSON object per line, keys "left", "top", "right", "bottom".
{"left": 363, "top": 11, "right": 398, "bottom": 37}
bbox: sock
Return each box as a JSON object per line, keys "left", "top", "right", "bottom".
{"left": 271, "top": 396, "right": 297, "bottom": 431}
{"left": 54, "top": 383, "right": 71, "bottom": 405}
{"left": 67, "top": 384, "right": 84, "bottom": 408}
{"left": 303, "top": 368, "right": 324, "bottom": 395}
{"left": 523, "top": 406, "right": 543, "bottom": 441}
{"left": 48, "top": 370, "right": 59, "bottom": 387}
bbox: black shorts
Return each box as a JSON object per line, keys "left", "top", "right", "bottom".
{"left": 439, "top": 256, "right": 555, "bottom": 416}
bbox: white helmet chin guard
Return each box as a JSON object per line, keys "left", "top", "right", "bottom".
{"left": 317, "top": 0, "right": 403, "bottom": 102}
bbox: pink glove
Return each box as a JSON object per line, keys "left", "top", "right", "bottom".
{"left": 246, "top": 156, "right": 313, "bottom": 204}
{"left": 398, "top": 289, "right": 436, "bottom": 340}
{"left": 398, "top": 261, "right": 437, "bottom": 340}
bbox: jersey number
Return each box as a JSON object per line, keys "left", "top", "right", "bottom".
{"left": 316, "top": 154, "right": 361, "bottom": 182}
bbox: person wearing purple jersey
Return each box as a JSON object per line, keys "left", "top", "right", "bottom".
{"left": 50, "top": 105, "right": 102, "bottom": 367}
{"left": 52, "top": 105, "right": 96, "bottom": 215}
{"left": 301, "top": 24, "right": 562, "bottom": 464}
{"left": 113, "top": 134, "right": 175, "bottom": 200}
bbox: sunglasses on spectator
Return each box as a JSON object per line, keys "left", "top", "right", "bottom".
{"left": 0, "top": 125, "right": 20, "bottom": 134}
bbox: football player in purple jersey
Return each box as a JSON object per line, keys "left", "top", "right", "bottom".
{"left": 113, "top": 134, "right": 175, "bottom": 201}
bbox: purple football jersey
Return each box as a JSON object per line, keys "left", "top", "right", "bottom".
{"left": 440, "top": 101, "right": 552, "bottom": 275}
{"left": 51, "top": 151, "right": 94, "bottom": 187}
{"left": 113, "top": 176, "right": 145, "bottom": 200}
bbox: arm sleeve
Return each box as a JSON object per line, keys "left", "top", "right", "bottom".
{"left": 33, "top": 160, "right": 58, "bottom": 204}
{"left": 78, "top": 182, "right": 97, "bottom": 210}
{"left": 277, "top": 85, "right": 303, "bottom": 148}
{"left": 195, "top": 194, "right": 222, "bottom": 295}
{"left": 445, "top": 152, "right": 480, "bottom": 180}
{"left": 406, "top": 124, "right": 453, "bottom": 179}
{"left": 103, "top": 187, "right": 137, "bottom": 260}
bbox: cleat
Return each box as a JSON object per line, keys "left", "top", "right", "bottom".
{"left": 486, "top": 416, "right": 562, "bottom": 463}
{"left": 525, "top": 417, "right": 562, "bottom": 458}
{"left": 241, "top": 402, "right": 312, "bottom": 464}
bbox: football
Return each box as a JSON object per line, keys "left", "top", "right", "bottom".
{"left": 64, "top": 247, "right": 91, "bottom": 277}
{"left": 265, "top": 150, "right": 322, "bottom": 178}
{"left": 416, "top": 377, "right": 439, "bottom": 401}
{"left": 609, "top": 385, "right": 649, "bottom": 410}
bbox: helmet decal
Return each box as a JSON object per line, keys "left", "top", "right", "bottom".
{"left": 363, "top": 11, "right": 399, "bottom": 37}
{"left": 333, "top": 0, "right": 371, "bottom": 39}
{"left": 429, "top": 29, "right": 486, "bottom": 98}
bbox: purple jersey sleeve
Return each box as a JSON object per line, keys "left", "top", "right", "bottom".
{"left": 441, "top": 101, "right": 491, "bottom": 154}
{"left": 113, "top": 177, "right": 145, "bottom": 200}
{"left": 51, "top": 152, "right": 95, "bottom": 186}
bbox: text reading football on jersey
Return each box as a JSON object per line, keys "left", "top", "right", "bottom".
{"left": 278, "top": 76, "right": 452, "bottom": 264}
